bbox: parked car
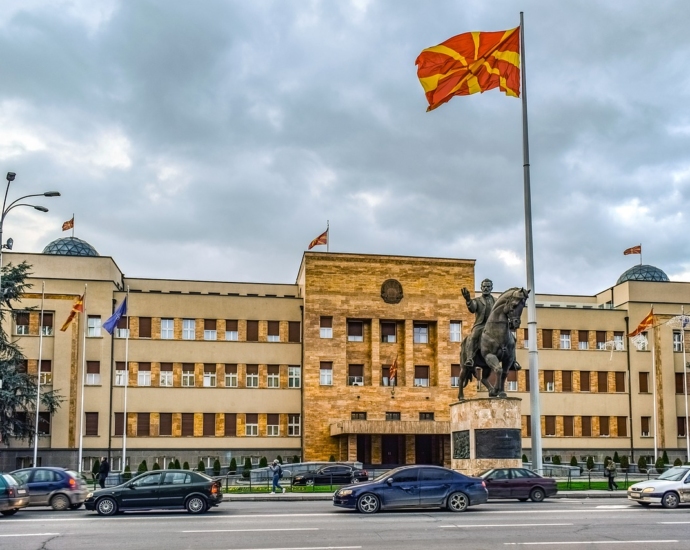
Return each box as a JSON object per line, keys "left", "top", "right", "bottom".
{"left": 250, "top": 461, "right": 364, "bottom": 482}
{"left": 11, "top": 467, "right": 88, "bottom": 511}
{"left": 333, "top": 465, "right": 487, "bottom": 514}
{"left": 628, "top": 466, "right": 690, "bottom": 508}
{"left": 478, "top": 468, "right": 558, "bottom": 502}
{"left": 84, "top": 469, "right": 223, "bottom": 515}
{"left": 293, "top": 464, "right": 368, "bottom": 486}
{"left": 0, "top": 473, "right": 30, "bottom": 516}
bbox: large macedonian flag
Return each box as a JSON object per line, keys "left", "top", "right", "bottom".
{"left": 416, "top": 27, "right": 520, "bottom": 111}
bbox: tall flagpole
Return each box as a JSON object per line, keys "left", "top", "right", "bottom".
{"left": 682, "top": 306, "right": 689, "bottom": 460}
{"left": 77, "top": 284, "right": 88, "bottom": 472}
{"left": 520, "top": 12, "right": 542, "bottom": 472}
{"left": 32, "top": 281, "right": 45, "bottom": 467}
{"left": 327, "top": 220, "right": 330, "bottom": 253}
{"left": 122, "top": 286, "right": 130, "bottom": 468}
{"left": 651, "top": 308, "right": 658, "bottom": 461}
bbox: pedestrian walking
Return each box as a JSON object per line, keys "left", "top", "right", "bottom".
{"left": 98, "top": 456, "right": 110, "bottom": 489}
{"left": 605, "top": 458, "right": 618, "bottom": 491}
{"left": 269, "top": 459, "right": 285, "bottom": 494}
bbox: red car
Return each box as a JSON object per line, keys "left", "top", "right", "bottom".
{"left": 478, "top": 468, "right": 558, "bottom": 502}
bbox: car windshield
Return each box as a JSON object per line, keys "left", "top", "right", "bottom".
{"left": 2, "top": 474, "right": 18, "bottom": 485}
{"left": 658, "top": 467, "right": 690, "bottom": 481}
{"left": 477, "top": 470, "right": 493, "bottom": 478}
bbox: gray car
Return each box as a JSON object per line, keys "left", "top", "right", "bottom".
{"left": 11, "top": 467, "right": 88, "bottom": 510}
{"left": 628, "top": 466, "right": 690, "bottom": 508}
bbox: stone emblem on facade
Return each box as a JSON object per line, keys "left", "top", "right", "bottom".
{"left": 380, "top": 279, "right": 403, "bottom": 304}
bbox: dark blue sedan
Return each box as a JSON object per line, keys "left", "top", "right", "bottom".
{"left": 332, "top": 465, "right": 487, "bottom": 514}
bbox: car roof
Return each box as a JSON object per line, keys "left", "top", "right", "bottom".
{"left": 12, "top": 466, "right": 68, "bottom": 472}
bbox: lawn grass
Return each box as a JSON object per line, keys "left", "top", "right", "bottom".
{"left": 556, "top": 480, "right": 632, "bottom": 491}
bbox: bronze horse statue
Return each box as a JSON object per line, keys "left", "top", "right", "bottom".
{"left": 458, "top": 287, "right": 530, "bottom": 399}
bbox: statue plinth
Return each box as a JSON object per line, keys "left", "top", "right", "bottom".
{"left": 450, "top": 397, "right": 522, "bottom": 476}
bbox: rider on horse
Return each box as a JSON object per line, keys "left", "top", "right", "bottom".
{"left": 461, "top": 278, "right": 495, "bottom": 369}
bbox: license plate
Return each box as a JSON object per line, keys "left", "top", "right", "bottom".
{"left": 18, "top": 489, "right": 26, "bottom": 495}
{"left": 630, "top": 492, "right": 640, "bottom": 498}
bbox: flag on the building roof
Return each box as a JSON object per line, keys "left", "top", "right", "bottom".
{"left": 59, "top": 294, "right": 84, "bottom": 332}
{"left": 628, "top": 309, "right": 653, "bottom": 338}
{"left": 308, "top": 229, "right": 328, "bottom": 250}
{"left": 62, "top": 216, "right": 74, "bottom": 231}
{"left": 103, "top": 297, "right": 128, "bottom": 335}
{"left": 416, "top": 27, "right": 520, "bottom": 111}
{"left": 624, "top": 245, "right": 642, "bottom": 255}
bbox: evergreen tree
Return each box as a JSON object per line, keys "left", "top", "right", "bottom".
{"left": 123, "top": 465, "right": 132, "bottom": 480}
{"left": 213, "top": 459, "right": 221, "bottom": 476}
{"left": 293, "top": 455, "right": 300, "bottom": 464}
{"left": 674, "top": 457, "right": 682, "bottom": 466}
{"left": 138, "top": 460, "right": 148, "bottom": 473}
{"left": 552, "top": 455, "right": 561, "bottom": 465}
{"left": 0, "top": 262, "right": 63, "bottom": 444}
{"left": 183, "top": 461, "right": 190, "bottom": 470}
{"left": 655, "top": 456, "right": 665, "bottom": 473}
{"left": 242, "top": 457, "right": 252, "bottom": 479}
{"left": 522, "top": 454, "right": 528, "bottom": 462}
{"left": 620, "top": 456, "right": 630, "bottom": 470}
{"left": 276, "top": 455, "right": 283, "bottom": 464}
{"left": 329, "top": 455, "right": 336, "bottom": 462}
{"left": 259, "top": 456, "right": 268, "bottom": 468}
{"left": 662, "top": 450, "right": 670, "bottom": 465}
{"left": 586, "top": 456, "right": 594, "bottom": 471}
{"left": 570, "top": 456, "right": 578, "bottom": 467}
{"left": 638, "top": 456, "right": 647, "bottom": 472}
{"left": 197, "top": 460, "right": 206, "bottom": 472}
{"left": 167, "top": 461, "right": 175, "bottom": 470}
{"left": 92, "top": 458, "right": 101, "bottom": 478}
{"left": 613, "top": 451, "right": 620, "bottom": 464}
{"left": 174, "top": 459, "right": 181, "bottom": 469}
{"left": 152, "top": 462, "right": 160, "bottom": 471}
{"left": 229, "top": 458, "right": 237, "bottom": 473}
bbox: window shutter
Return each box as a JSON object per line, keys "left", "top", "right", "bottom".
{"left": 16, "top": 312, "right": 29, "bottom": 325}
{"left": 639, "top": 372, "right": 649, "bottom": 393}
{"left": 116, "top": 361, "right": 126, "bottom": 372}
{"left": 348, "top": 321, "right": 363, "bottom": 337}
{"left": 578, "top": 330, "right": 588, "bottom": 344}
{"left": 117, "top": 316, "right": 128, "bottom": 329}
{"left": 204, "top": 364, "right": 216, "bottom": 373}
{"left": 224, "top": 413, "right": 237, "bottom": 436}
{"left": 85, "top": 412, "right": 98, "bottom": 436}
{"left": 246, "top": 365, "right": 258, "bottom": 375}
{"left": 138, "top": 362, "right": 151, "bottom": 371}
{"left": 246, "top": 320, "right": 259, "bottom": 341}
{"left": 641, "top": 417, "right": 650, "bottom": 434}
{"left": 617, "top": 416, "right": 627, "bottom": 437}
{"left": 40, "top": 360, "right": 52, "bottom": 372}
{"left": 320, "top": 361, "right": 332, "bottom": 370}
{"left": 267, "top": 365, "right": 279, "bottom": 375}
{"left": 204, "top": 319, "right": 216, "bottom": 331}
{"left": 615, "top": 372, "right": 625, "bottom": 392}
{"left": 451, "top": 364, "right": 460, "bottom": 377}
{"left": 181, "top": 413, "right": 194, "bottom": 436}
{"left": 160, "top": 362, "right": 173, "bottom": 372}
{"left": 562, "top": 371, "right": 572, "bottom": 392}
{"left": 225, "top": 364, "right": 237, "bottom": 374}
{"left": 545, "top": 416, "right": 555, "bottom": 435}
{"left": 414, "top": 365, "right": 428, "bottom": 379}
{"left": 288, "top": 321, "right": 301, "bottom": 342}
{"left": 563, "top": 416, "right": 574, "bottom": 437}
{"left": 582, "top": 416, "right": 592, "bottom": 436}
{"left": 139, "top": 317, "right": 152, "bottom": 338}
{"left": 37, "top": 412, "right": 51, "bottom": 435}
{"left": 525, "top": 369, "right": 530, "bottom": 391}
{"left": 114, "top": 413, "right": 124, "bottom": 436}
{"left": 137, "top": 413, "right": 150, "bottom": 436}
{"left": 245, "top": 413, "right": 258, "bottom": 424}
{"left": 507, "top": 369, "right": 517, "bottom": 382}
{"left": 542, "top": 329, "right": 553, "bottom": 348}
{"left": 381, "top": 322, "right": 396, "bottom": 336}
{"left": 267, "top": 413, "right": 279, "bottom": 425}
{"left": 226, "top": 320, "right": 238, "bottom": 331}
{"left": 42, "top": 313, "right": 53, "bottom": 328}
{"left": 597, "top": 372, "right": 608, "bottom": 392}
{"left": 580, "top": 371, "right": 590, "bottom": 392}
{"left": 349, "top": 364, "right": 363, "bottom": 377}
{"left": 600, "top": 416, "right": 610, "bottom": 436}
{"left": 268, "top": 321, "right": 279, "bottom": 336}
{"left": 86, "top": 361, "right": 100, "bottom": 374}
{"left": 544, "top": 370, "right": 554, "bottom": 384}
{"left": 159, "top": 413, "right": 172, "bottom": 436}
{"left": 596, "top": 331, "right": 606, "bottom": 345}
{"left": 525, "top": 415, "right": 531, "bottom": 437}
{"left": 182, "top": 363, "right": 195, "bottom": 372}
{"left": 203, "top": 413, "right": 215, "bottom": 436}
{"left": 320, "top": 316, "right": 332, "bottom": 328}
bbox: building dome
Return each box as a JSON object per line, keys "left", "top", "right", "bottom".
{"left": 616, "top": 264, "right": 669, "bottom": 285}
{"left": 42, "top": 237, "right": 99, "bottom": 257}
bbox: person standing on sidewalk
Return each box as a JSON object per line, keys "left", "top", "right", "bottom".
{"left": 605, "top": 458, "right": 618, "bottom": 491}
{"left": 269, "top": 459, "right": 285, "bottom": 494}
{"left": 98, "top": 456, "right": 110, "bottom": 489}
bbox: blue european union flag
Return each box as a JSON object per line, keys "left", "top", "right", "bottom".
{"left": 103, "top": 298, "right": 127, "bottom": 335}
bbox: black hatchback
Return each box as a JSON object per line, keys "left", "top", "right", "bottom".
{"left": 84, "top": 470, "right": 223, "bottom": 515}
{"left": 293, "top": 464, "right": 368, "bottom": 486}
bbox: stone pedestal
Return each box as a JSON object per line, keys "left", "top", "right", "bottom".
{"left": 450, "top": 397, "right": 522, "bottom": 476}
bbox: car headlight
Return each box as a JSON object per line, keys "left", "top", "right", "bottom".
{"left": 86, "top": 492, "right": 93, "bottom": 499}
{"left": 642, "top": 487, "right": 655, "bottom": 493}
{"left": 338, "top": 489, "right": 353, "bottom": 496}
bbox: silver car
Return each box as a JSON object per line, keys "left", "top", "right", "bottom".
{"left": 628, "top": 466, "right": 690, "bottom": 508}
{"left": 11, "top": 467, "right": 89, "bottom": 510}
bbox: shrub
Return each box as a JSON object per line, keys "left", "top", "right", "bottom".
{"left": 92, "top": 459, "right": 101, "bottom": 478}
{"left": 213, "top": 459, "right": 221, "bottom": 476}
{"left": 586, "top": 456, "right": 594, "bottom": 471}
{"left": 276, "top": 455, "right": 283, "bottom": 464}
{"left": 662, "top": 450, "right": 670, "bottom": 465}
{"left": 655, "top": 456, "right": 665, "bottom": 473}
{"left": 329, "top": 455, "right": 336, "bottom": 462}
{"left": 638, "top": 456, "right": 647, "bottom": 472}
{"left": 552, "top": 455, "right": 561, "bottom": 465}
{"left": 123, "top": 465, "right": 132, "bottom": 480}
{"left": 229, "top": 458, "right": 237, "bottom": 473}
{"left": 522, "top": 454, "right": 528, "bottom": 462}
{"left": 197, "top": 460, "right": 206, "bottom": 473}
{"left": 620, "top": 456, "right": 630, "bottom": 470}
{"left": 242, "top": 457, "right": 252, "bottom": 479}
{"left": 674, "top": 458, "right": 683, "bottom": 467}
{"left": 259, "top": 457, "right": 268, "bottom": 468}
{"left": 167, "top": 461, "right": 175, "bottom": 470}
{"left": 293, "top": 455, "right": 300, "bottom": 464}
{"left": 152, "top": 462, "right": 161, "bottom": 471}
{"left": 174, "top": 459, "right": 181, "bottom": 469}
{"left": 138, "top": 460, "right": 148, "bottom": 473}
{"left": 183, "top": 461, "right": 190, "bottom": 470}
{"left": 613, "top": 451, "right": 620, "bottom": 464}
{"left": 570, "top": 456, "right": 578, "bottom": 467}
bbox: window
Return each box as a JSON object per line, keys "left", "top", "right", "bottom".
{"left": 37, "top": 412, "right": 51, "bottom": 435}
{"left": 204, "top": 319, "right": 217, "bottom": 341}
{"left": 246, "top": 365, "right": 259, "bottom": 388}
{"left": 245, "top": 413, "right": 258, "bottom": 436}
{"left": 641, "top": 416, "right": 651, "bottom": 437}
{"left": 87, "top": 316, "right": 101, "bottom": 337}
{"left": 544, "top": 370, "right": 554, "bottom": 392}
{"left": 413, "top": 323, "right": 428, "bottom": 344}
{"left": 615, "top": 372, "right": 625, "bottom": 393}
{"left": 182, "top": 363, "right": 195, "bottom": 387}
{"left": 246, "top": 320, "right": 259, "bottom": 342}
{"left": 85, "top": 412, "right": 98, "bottom": 436}
{"left": 224, "top": 413, "right": 237, "bottom": 436}
{"left": 381, "top": 322, "right": 396, "bottom": 343}
{"left": 675, "top": 373, "right": 690, "bottom": 394}
{"left": 419, "top": 412, "right": 434, "bottom": 421}
{"left": 288, "top": 414, "right": 300, "bottom": 436}
{"left": 288, "top": 366, "right": 301, "bottom": 388}
{"left": 596, "top": 331, "right": 606, "bottom": 350}
{"left": 351, "top": 412, "right": 367, "bottom": 420}
{"left": 562, "top": 371, "right": 572, "bottom": 392}
{"left": 563, "top": 415, "right": 574, "bottom": 437}
{"left": 267, "top": 365, "right": 280, "bottom": 388}
{"left": 523, "top": 328, "right": 529, "bottom": 349}
{"left": 161, "top": 319, "right": 174, "bottom": 339}
{"left": 638, "top": 331, "right": 649, "bottom": 351}
{"left": 320, "top": 362, "right": 333, "bottom": 386}
{"left": 545, "top": 416, "right": 556, "bottom": 436}
{"left": 203, "top": 364, "right": 217, "bottom": 387}
{"left": 163, "top": 472, "right": 191, "bottom": 485}
{"left": 39, "top": 360, "right": 52, "bottom": 385}
{"left": 580, "top": 371, "right": 590, "bottom": 392}
{"left": 132, "top": 473, "right": 161, "bottom": 487}
{"left": 348, "top": 321, "right": 363, "bottom": 342}
{"left": 525, "top": 369, "right": 530, "bottom": 392}
{"left": 617, "top": 416, "right": 627, "bottom": 437}
{"left": 182, "top": 319, "right": 195, "bottom": 340}
{"left": 320, "top": 317, "right": 333, "bottom": 339}
{"left": 288, "top": 321, "right": 301, "bottom": 343}
{"left": 381, "top": 365, "right": 396, "bottom": 387}
{"left": 40, "top": 313, "right": 53, "bottom": 336}
{"left": 639, "top": 372, "right": 649, "bottom": 393}
{"left": 203, "top": 413, "right": 215, "bottom": 437}
{"left": 599, "top": 416, "right": 610, "bottom": 437}
{"left": 116, "top": 316, "right": 129, "bottom": 338}
{"left": 15, "top": 312, "right": 29, "bottom": 335}
{"left": 614, "top": 332, "right": 624, "bottom": 351}
{"left": 560, "top": 330, "right": 571, "bottom": 349}
{"left": 225, "top": 364, "right": 238, "bottom": 387}
{"left": 674, "top": 331, "right": 683, "bottom": 352}
{"left": 138, "top": 362, "right": 151, "bottom": 387}
{"left": 597, "top": 371, "right": 608, "bottom": 393}
{"left": 414, "top": 365, "right": 429, "bottom": 387}
{"left": 348, "top": 364, "right": 364, "bottom": 386}
{"left": 506, "top": 369, "right": 517, "bottom": 391}
{"left": 115, "top": 362, "right": 126, "bottom": 386}
{"left": 450, "top": 321, "right": 462, "bottom": 343}
{"left": 225, "top": 320, "right": 238, "bottom": 341}
{"left": 86, "top": 361, "right": 100, "bottom": 385}
{"left": 578, "top": 330, "right": 589, "bottom": 350}
{"left": 159, "top": 363, "right": 173, "bottom": 387}
{"left": 581, "top": 416, "right": 592, "bottom": 437}
{"left": 542, "top": 329, "right": 553, "bottom": 349}
{"left": 386, "top": 412, "right": 401, "bottom": 421}
{"left": 181, "top": 413, "right": 194, "bottom": 437}
{"left": 450, "top": 364, "right": 460, "bottom": 388}
{"left": 267, "top": 414, "right": 279, "bottom": 436}
{"left": 524, "top": 415, "right": 531, "bottom": 437}
{"left": 678, "top": 417, "right": 687, "bottom": 438}
{"left": 137, "top": 413, "right": 150, "bottom": 437}
{"left": 138, "top": 317, "right": 151, "bottom": 338}
{"left": 159, "top": 413, "right": 172, "bottom": 436}
{"left": 267, "top": 321, "right": 280, "bottom": 342}
{"left": 114, "top": 413, "right": 124, "bottom": 436}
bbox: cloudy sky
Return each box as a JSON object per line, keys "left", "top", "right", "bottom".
{"left": 1, "top": 0, "right": 688, "bottom": 295}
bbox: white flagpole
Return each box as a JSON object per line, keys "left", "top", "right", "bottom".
{"left": 32, "top": 281, "right": 45, "bottom": 467}
{"left": 77, "top": 284, "right": 87, "bottom": 472}
{"left": 327, "top": 220, "right": 330, "bottom": 253}
{"left": 682, "top": 305, "right": 689, "bottom": 461}
{"left": 122, "top": 286, "right": 130, "bottom": 468}
{"left": 651, "top": 308, "right": 658, "bottom": 461}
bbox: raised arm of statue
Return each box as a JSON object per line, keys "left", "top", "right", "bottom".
{"left": 461, "top": 287, "right": 471, "bottom": 302}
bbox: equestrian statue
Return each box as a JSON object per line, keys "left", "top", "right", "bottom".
{"left": 458, "top": 280, "right": 530, "bottom": 399}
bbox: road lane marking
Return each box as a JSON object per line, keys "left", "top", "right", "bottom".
{"left": 658, "top": 521, "right": 690, "bottom": 524}
{"left": 184, "top": 528, "right": 319, "bottom": 533}
{"left": 504, "top": 541, "right": 679, "bottom": 546}
{"left": 595, "top": 505, "right": 632, "bottom": 509}
{"left": 0, "top": 533, "right": 60, "bottom": 538}
{"left": 226, "top": 547, "right": 361, "bottom": 550}
{"left": 441, "top": 523, "right": 572, "bottom": 528}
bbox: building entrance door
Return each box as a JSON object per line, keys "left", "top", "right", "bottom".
{"left": 381, "top": 435, "right": 405, "bottom": 465}
{"left": 356, "top": 435, "right": 371, "bottom": 464}
{"left": 415, "top": 435, "right": 443, "bottom": 465}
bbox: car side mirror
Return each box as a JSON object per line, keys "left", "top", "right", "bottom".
{"left": 128, "top": 484, "right": 136, "bottom": 489}
{"left": 386, "top": 478, "right": 393, "bottom": 485}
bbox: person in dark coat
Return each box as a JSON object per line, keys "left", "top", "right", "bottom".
{"left": 98, "top": 457, "right": 110, "bottom": 489}
{"left": 605, "top": 458, "right": 618, "bottom": 491}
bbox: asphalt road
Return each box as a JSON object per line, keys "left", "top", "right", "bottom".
{"left": 2, "top": 499, "right": 690, "bottom": 550}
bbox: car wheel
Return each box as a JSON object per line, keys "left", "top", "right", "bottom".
{"left": 530, "top": 488, "right": 545, "bottom": 503}
{"left": 1, "top": 509, "right": 18, "bottom": 516}
{"left": 50, "top": 494, "right": 70, "bottom": 511}
{"left": 518, "top": 498, "right": 529, "bottom": 502}
{"left": 69, "top": 503, "right": 83, "bottom": 510}
{"left": 662, "top": 491, "right": 680, "bottom": 509}
{"left": 357, "top": 493, "right": 380, "bottom": 514}
{"left": 306, "top": 480, "right": 315, "bottom": 486}
{"left": 352, "top": 478, "right": 360, "bottom": 483}
{"left": 186, "top": 496, "right": 207, "bottom": 514}
{"left": 447, "top": 491, "right": 469, "bottom": 512}
{"left": 96, "top": 497, "right": 118, "bottom": 516}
